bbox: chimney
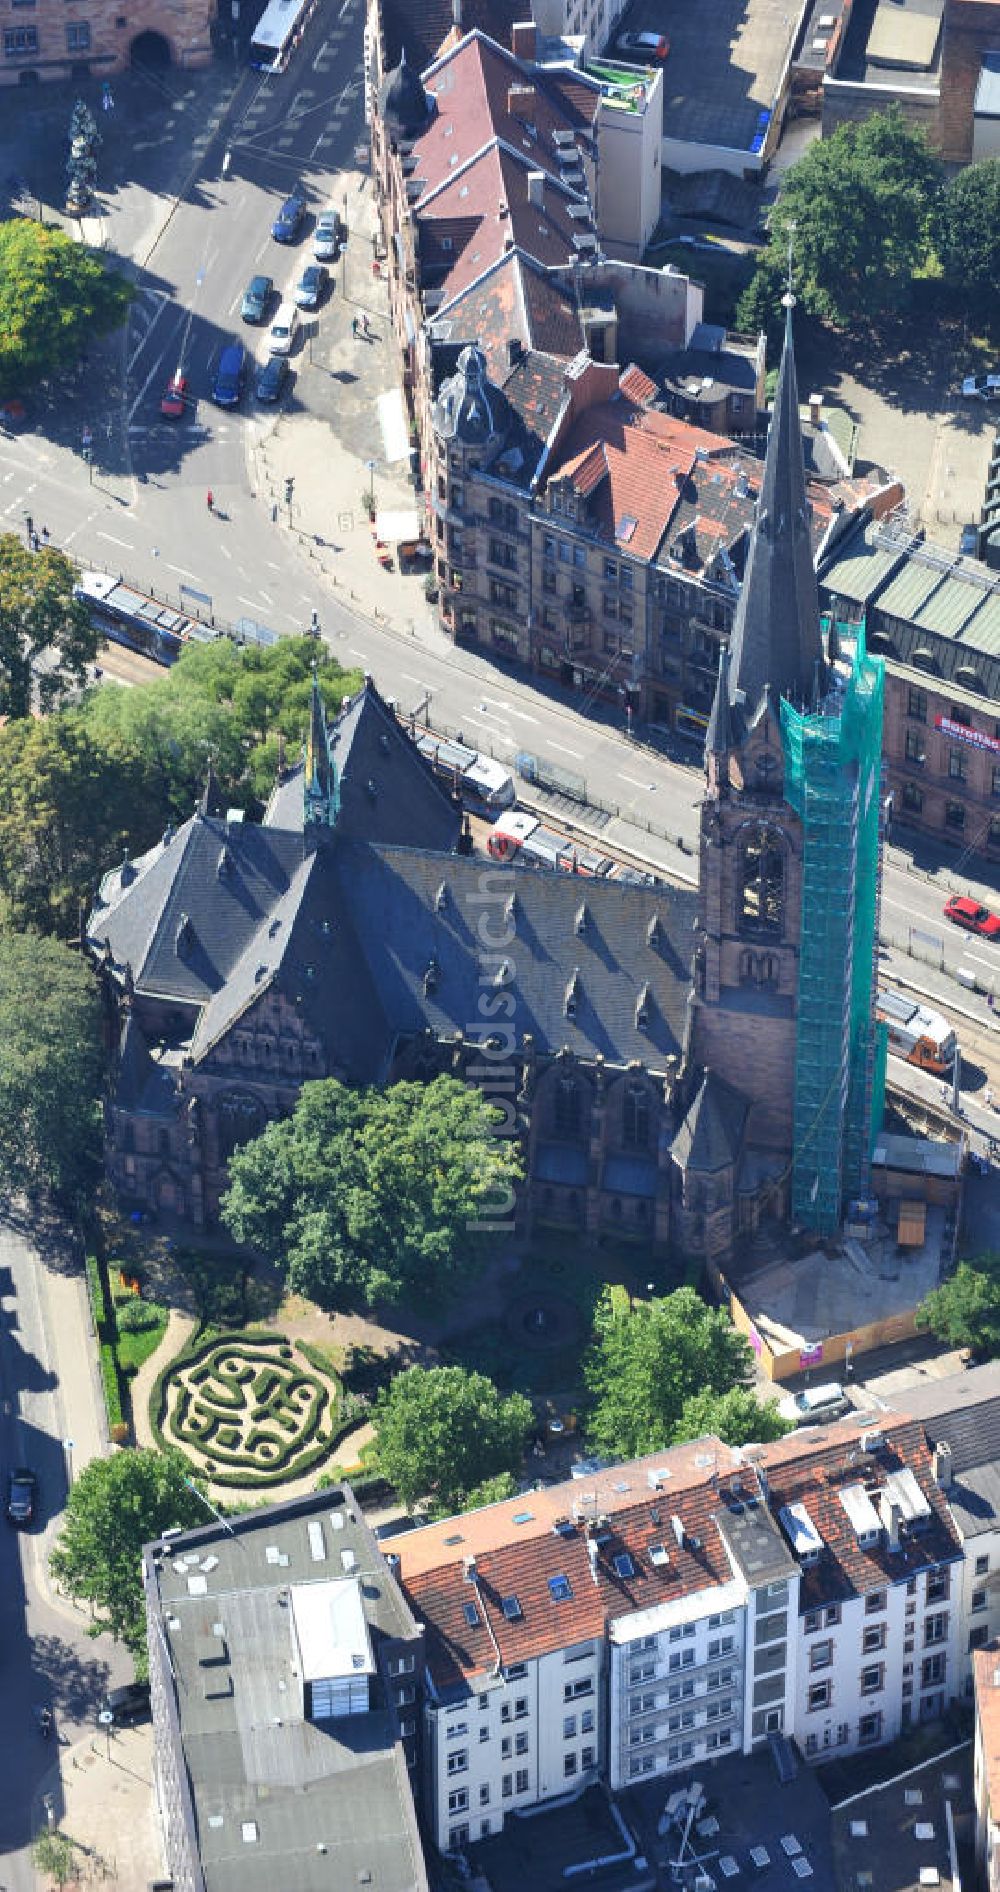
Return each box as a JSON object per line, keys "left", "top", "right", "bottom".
{"left": 878, "top": 1493, "right": 904, "bottom": 1553}
{"left": 527, "top": 170, "right": 545, "bottom": 208}
{"left": 507, "top": 337, "right": 523, "bottom": 366}
{"left": 808, "top": 392, "right": 823, "bottom": 427}
{"left": 511, "top": 18, "right": 537, "bottom": 58}
{"left": 587, "top": 1539, "right": 599, "bottom": 1587}
{"left": 933, "top": 1441, "right": 953, "bottom": 1490}
{"left": 452, "top": 0, "right": 461, "bottom": 23}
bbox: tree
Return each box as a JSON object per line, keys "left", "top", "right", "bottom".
{"left": 33, "top": 1829, "right": 76, "bottom": 1888}
{"left": 674, "top": 1385, "right": 791, "bottom": 1448}
{"left": 0, "top": 932, "right": 103, "bottom": 1203}
{"left": 936, "top": 160, "right": 1000, "bottom": 313}
{"left": 0, "top": 714, "right": 154, "bottom": 934}
{"left": 50, "top": 1448, "right": 207, "bottom": 1658}
{"left": 916, "top": 1256, "right": 1000, "bottom": 1356}
{"left": 0, "top": 535, "right": 100, "bottom": 719}
{"left": 374, "top": 1366, "right": 532, "bottom": 1512}
{"left": 0, "top": 220, "right": 132, "bottom": 400}
{"left": 583, "top": 1286, "right": 755, "bottom": 1460}
{"left": 737, "top": 107, "right": 943, "bottom": 332}
{"left": 221, "top": 1076, "right": 522, "bottom": 1311}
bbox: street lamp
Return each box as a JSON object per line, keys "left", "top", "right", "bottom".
{"left": 63, "top": 1436, "right": 75, "bottom": 1490}
{"left": 365, "top": 459, "right": 376, "bottom": 517}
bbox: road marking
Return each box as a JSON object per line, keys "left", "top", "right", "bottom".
{"left": 259, "top": 590, "right": 274, "bottom": 606}
{"left": 97, "top": 531, "right": 134, "bottom": 549}
{"left": 127, "top": 289, "right": 170, "bottom": 373}
{"left": 265, "top": 560, "right": 281, "bottom": 571}
{"left": 402, "top": 671, "right": 428, "bottom": 685}
{"left": 544, "top": 739, "right": 584, "bottom": 758}
{"left": 619, "top": 772, "right": 654, "bottom": 789}
{"left": 219, "top": 544, "right": 234, "bottom": 560}
{"left": 238, "top": 595, "right": 260, "bottom": 608}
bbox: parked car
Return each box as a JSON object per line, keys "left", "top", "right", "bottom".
{"left": 776, "top": 1383, "right": 849, "bottom": 1426}
{"left": 293, "top": 263, "right": 328, "bottom": 309}
{"left": 961, "top": 373, "right": 1000, "bottom": 400}
{"left": 0, "top": 397, "right": 27, "bottom": 431}
{"left": 960, "top": 523, "right": 980, "bottom": 557}
{"left": 267, "top": 301, "right": 299, "bottom": 355}
{"left": 159, "top": 371, "right": 188, "bottom": 419}
{"left": 241, "top": 273, "right": 274, "bottom": 323}
{"left": 944, "top": 893, "right": 1000, "bottom": 938}
{"left": 271, "top": 190, "right": 306, "bottom": 242}
{"left": 618, "top": 29, "right": 670, "bottom": 58}
{"left": 312, "top": 210, "right": 343, "bottom": 260}
{"left": 99, "top": 1682, "right": 151, "bottom": 1727}
{"left": 256, "top": 354, "right": 290, "bottom": 403}
{"left": 6, "top": 1467, "right": 36, "bottom": 1525}
{"left": 212, "top": 341, "right": 245, "bottom": 408}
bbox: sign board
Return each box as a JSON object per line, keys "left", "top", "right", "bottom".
{"left": 935, "top": 714, "right": 1000, "bottom": 755}
{"left": 179, "top": 583, "right": 213, "bottom": 612}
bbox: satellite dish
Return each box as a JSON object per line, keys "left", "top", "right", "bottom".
{"left": 98, "top": 1710, "right": 114, "bottom": 1727}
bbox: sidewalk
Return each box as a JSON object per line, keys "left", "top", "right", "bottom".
{"left": 35, "top": 1725, "right": 162, "bottom": 1889}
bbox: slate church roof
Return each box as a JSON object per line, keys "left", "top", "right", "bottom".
{"left": 88, "top": 677, "right": 700, "bottom": 1091}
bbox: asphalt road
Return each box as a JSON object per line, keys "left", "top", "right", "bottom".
{"left": 0, "top": 1221, "right": 129, "bottom": 1889}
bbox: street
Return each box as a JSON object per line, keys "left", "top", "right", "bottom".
{"left": 0, "top": 1217, "right": 130, "bottom": 1890}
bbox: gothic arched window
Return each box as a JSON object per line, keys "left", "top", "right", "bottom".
{"left": 217, "top": 1089, "right": 268, "bottom": 1162}
{"left": 739, "top": 825, "right": 784, "bottom": 935}
{"left": 623, "top": 1082, "right": 650, "bottom": 1150}
{"left": 555, "top": 1076, "right": 581, "bottom": 1138}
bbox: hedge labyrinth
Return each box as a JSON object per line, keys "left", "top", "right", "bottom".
{"left": 161, "top": 1334, "right": 339, "bottom": 1489}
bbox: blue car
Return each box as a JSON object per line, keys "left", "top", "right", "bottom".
{"left": 272, "top": 192, "right": 306, "bottom": 243}
{"left": 212, "top": 342, "right": 245, "bottom": 408}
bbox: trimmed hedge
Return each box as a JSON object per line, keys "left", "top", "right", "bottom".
{"left": 100, "top": 1342, "right": 125, "bottom": 1436}
{"left": 150, "top": 1328, "right": 360, "bottom": 1489}
{"left": 85, "top": 1253, "right": 109, "bottom": 1339}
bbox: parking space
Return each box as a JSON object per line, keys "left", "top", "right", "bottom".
{"left": 611, "top": 0, "right": 799, "bottom": 155}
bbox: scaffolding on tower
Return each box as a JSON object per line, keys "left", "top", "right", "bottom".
{"left": 781, "top": 621, "right": 887, "bottom": 1233}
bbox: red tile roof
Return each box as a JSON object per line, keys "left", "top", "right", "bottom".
{"left": 619, "top": 364, "right": 658, "bottom": 406}
{"left": 418, "top": 145, "right": 587, "bottom": 306}
{"left": 391, "top": 1417, "right": 962, "bottom": 1696}
{"left": 379, "top": 0, "right": 523, "bottom": 82}
{"left": 412, "top": 35, "right": 594, "bottom": 203}
{"left": 434, "top": 253, "right": 584, "bottom": 381}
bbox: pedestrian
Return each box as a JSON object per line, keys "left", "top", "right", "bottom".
{"left": 41, "top": 525, "right": 49, "bottom": 544}
{"left": 24, "top": 513, "right": 32, "bottom": 541}
{"left": 989, "top": 991, "right": 996, "bottom": 1012}
{"left": 362, "top": 313, "right": 369, "bottom": 337}
{"left": 987, "top": 1086, "right": 993, "bottom": 1111}
{"left": 206, "top": 489, "right": 214, "bottom": 512}
{"left": 351, "top": 315, "right": 358, "bottom": 337}
{"left": 30, "top": 531, "right": 39, "bottom": 553}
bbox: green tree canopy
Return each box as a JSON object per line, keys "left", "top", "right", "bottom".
{"left": 0, "top": 535, "right": 100, "bottom": 720}
{"left": 374, "top": 1365, "right": 532, "bottom": 1512}
{"left": 583, "top": 1286, "right": 755, "bottom": 1460}
{"left": 936, "top": 159, "right": 1000, "bottom": 313}
{"left": 0, "top": 220, "right": 133, "bottom": 399}
{"left": 49, "top": 1448, "right": 207, "bottom": 1659}
{"left": 221, "top": 1076, "right": 521, "bottom": 1311}
{"left": 916, "top": 1255, "right": 1000, "bottom": 1356}
{"left": 738, "top": 107, "right": 943, "bottom": 333}
{"left": 674, "top": 1385, "right": 792, "bottom": 1448}
{"left": 0, "top": 931, "right": 102, "bottom": 1203}
{"left": 0, "top": 637, "right": 360, "bottom": 935}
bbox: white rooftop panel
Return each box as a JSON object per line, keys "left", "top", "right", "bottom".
{"left": 840, "top": 1483, "right": 882, "bottom": 1537}
{"left": 289, "top": 1577, "right": 374, "bottom": 1682}
{"left": 778, "top": 1501, "right": 824, "bottom": 1556}
{"left": 886, "top": 1466, "right": 932, "bottom": 1522}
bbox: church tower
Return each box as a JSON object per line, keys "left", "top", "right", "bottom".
{"left": 690, "top": 302, "right": 885, "bottom": 1238}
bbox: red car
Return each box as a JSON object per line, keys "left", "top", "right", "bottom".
{"left": 160, "top": 371, "right": 188, "bottom": 419}
{"left": 944, "top": 894, "right": 1000, "bottom": 938}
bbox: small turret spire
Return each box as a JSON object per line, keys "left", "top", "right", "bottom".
{"left": 304, "top": 667, "right": 338, "bottom": 831}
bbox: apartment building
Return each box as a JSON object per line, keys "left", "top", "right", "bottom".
{"left": 819, "top": 515, "right": 1000, "bottom": 861}
{"left": 390, "top": 1415, "right": 963, "bottom": 1852}
{"left": 975, "top": 1644, "right": 1000, "bottom": 1892}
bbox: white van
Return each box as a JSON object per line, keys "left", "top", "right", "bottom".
{"left": 267, "top": 301, "right": 298, "bottom": 356}
{"left": 777, "top": 1381, "right": 849, "bottom": 1426}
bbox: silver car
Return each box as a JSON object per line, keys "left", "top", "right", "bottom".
{"left": 312, "top": 212, "right": 341, "bottom": 261}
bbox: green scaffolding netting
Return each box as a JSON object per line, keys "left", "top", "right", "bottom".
{"left": 781, "top": 623, "right": 886, "bottom": 1232}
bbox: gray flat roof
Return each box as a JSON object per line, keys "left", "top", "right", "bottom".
{"left": 618, "top": 0, "right": 803, "bottom": 153}
{"left": 146, "top": 1490, "right": 426, "bottom": 1892}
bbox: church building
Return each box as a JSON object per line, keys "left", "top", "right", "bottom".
{"left": 87, "top": 313, "right": 885, "bottom": 1262}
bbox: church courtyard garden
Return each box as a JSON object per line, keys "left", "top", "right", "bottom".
{"left": 151, "top": 1330, "right": 347, "bottom": 1491}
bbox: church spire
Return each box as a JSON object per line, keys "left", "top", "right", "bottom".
{"left": 705, "top": 643, "right": 734, "bottom": 761}
{"left": 725, "top": 281, "right": 824, "bottom": 729}
{"left": 303, "top": 669, "right": 338, "bottom": 830}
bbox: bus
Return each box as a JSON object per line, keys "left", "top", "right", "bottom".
{"left": 414, "top": 733, "right": 516, "bottom": 812}
{"left": 876, "top": 988, "right": 958, "bottom": 1075}
{"left": 248, "top": 0, "right": 316, "bottom": 70}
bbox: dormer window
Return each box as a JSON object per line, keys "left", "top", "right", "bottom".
{"left": 435, "top": 881, "right": 449, "bottom": 912}
{"left": 564, "top": 969, "right": 581, "bottom": 1018}
{"left": 424, "top": 956, "right": 440, "bottom": 995}
{"left": 494, "top": 958, "right": 514, "bottom": 987}
{"left": 574, "top": 901, "right": 588, "bottom": 936}
{"left": 635, "top": 983, "right": 652, "bottom": 1029}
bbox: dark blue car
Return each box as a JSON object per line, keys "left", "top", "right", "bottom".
{"left": 272, "top": 192, "right": 306, "bottom": 242}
